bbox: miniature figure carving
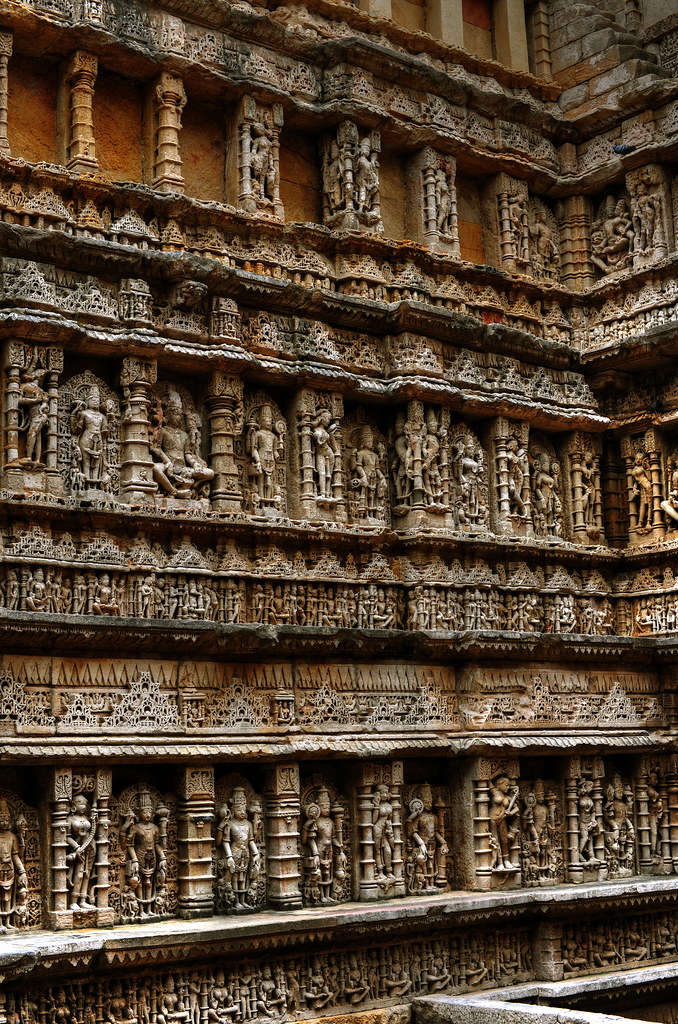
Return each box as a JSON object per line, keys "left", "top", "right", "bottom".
{"left": 65, "top": 794, "right": 97, "bottom": 912}
{"left": 301, "top": 786, "right": 347, "bottom": 905}
{"left": 120, "top": 789, "right": 169, "bottom": 917}
{"left": 246, "top": 402, "right": 286, "bottom": 514}
{"left": 215, "top": 787, "right": 262, "bottom": 910}
{"left": 0, "top": 798, "right": 27, "bottom": 928}
{"left": 489, "top": 776, "right": 519, "bottom": 872}
{"left": 372, "top": 783, "right": 395, "bottom": 883}
{"left": 70, "top": 385, "right": 114, "bottom": 493}
{"left": 150, "top": 389, "right": 214, "bottom": 499}
{"left": 404, "top": 784, "right": 448, "bottom": 893}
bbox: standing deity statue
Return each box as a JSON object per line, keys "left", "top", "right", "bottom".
{"left": 507, "top": 438, "right": 529, "bottom": 516}
{"left": 531, "top": 452, "right": 563, "bottom": 538}
{"left": 520, "top": 781, "right": 560, "bottom": 884}
{"left": 0, "top": 799, "right": 27, "bottom": 928}
{"left": 120, "top": 789, "right": 169, "bottom": 917}
{"left": 312, "top": 409, "right": 340, "bottom": 501}
{"left": 246, "top": 402, "right": 286, "bottom": 514}
{"left": 150, "top": 390, "right": 214, "bottom": 499}
{"left": 70, "top": 385, "right": 114, "bottom": 492}
{"left": 300, "top": 786, "right": 347, "bottom": 905}
{"left": 489, "top": 776, "right": 519, "bottom": 872}
{"left": 577, "top": 778, "right": 600, "bottom": 864}
{"left": 602, "top": 775, "right": 635, "bottom": 875}
{"left": 249, "top": 120, "right": 276, "bottom": 204}
{"left": 372, "top": 783, "right": 395, "bottom": 882}
{"left": 348, "top": 425, "right": 387, "bottom": 520}
{"left": 215, "top": 787, "right": 262, "bottom": 910}
{"left": 65, "top": 794, "right": 98, "bottom": 912}
{"left": 631, "top": 452, "right": 652, "bottom": 530}
{"left": 404, "top": 784, "right": 448, "bottom": 893}
{"left": 17, "top": 359, "right": 49, "bottom": 464}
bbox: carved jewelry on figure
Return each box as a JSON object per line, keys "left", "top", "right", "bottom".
{"left": 403, "top": 783, "right": 449, "bottom": 894}
{"left": 300, "top": 780, "right": 349, "bottom": 906}
{"left": 214, "top": 776, "right": 265, "bottom": 913}
{"left": 149, "top": 383, "right": 214, "bottom": 502}
{"left": 244, "top": 393, "right": 287, "bottom": 517}
{"left": 58, "top": 371, "right": 120, "bottom": 499}
{"left": 110, "top": 784, "right": 174, "bottom": 923}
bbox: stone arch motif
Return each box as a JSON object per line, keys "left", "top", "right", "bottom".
{"left": 108, "top": 782, "right": 177, "bottom": 924}
{"left": 0, "top": 786, "right": 41, "bottom": 928}
{"left": 299, "top": 775, "right": 351, "bottom": 906}
{"left": 149, "top": 380, "right": 213, "bottom": 505}
{"left": 57, "top": 370, "right": 121, "bottom": 499}
{"left": 213, "top": 773, "right": 266, "bottom": 913}
{"left": 447, "top": 423, "right": 489, "bottom": 534}
{"left": 529, "top": 433, "right": 565, "bottom": 540}
{"left": 238, "top": 391, "right": 288, "bottom": 517}
{"left": 344, "top": 409, "right": 389, "bottom": 526}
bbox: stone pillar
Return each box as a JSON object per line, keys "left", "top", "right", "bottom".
{"left": 532, "top": 922, "right": 563, "bottom": 981}
{"left": 493, "top": 0, "right": 530, "bottom": 72}
{"left": 3, "top": 341, "right": 63, "bottom": 494}
{"left": 355, "top": 761, "right": 403, "bottom": 902}
{"left": 228, "top": 97, "right": 284, "bottom": 219}
{"left": 426, "top": 0, "right": 463, "bottom": 46}
{"left": 177, "top": 766, "right": 215, "bottom": 919}
{"left": 64, "top": 52, "right": 98, "bottom": 172}
{"left": 119, "top": 357, "right": 157, "bottom": 503}
{"left": 151, "top": 72, "right": 186, "bottom": 193}
{"left": 0, "top": 32, "right": 12, "bottom": 158}
{"left": 50, "top": 768, "right": 73, "bottom": 930}
{"left": 635, "top": 762, "right": 652, "bottom": 874}
{"left": 264, "top": 763, "right": 302, "bottom": 911}
{"left": 206, "top": 372, "right": 244, "bottom": 512}
{"left": 558, "top": 196, "right": 596, "bottom": 290}
{"left": 565, "top": 769, "right": 582, "bottom": 884}
{"left": 528, "top": 0, "right": 552, "bottom": 78}
{"left": 93, "top": 769, "right": 114, "bottom": 925}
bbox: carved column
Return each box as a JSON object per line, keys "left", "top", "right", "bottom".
{"left": 177, "top": 766, "right": 215, "bottom": 918}
{"left": 635, "top": 762, "right": 651, "bottom": 874}
{"left": 206, "top": 372, "right": 244, "bottom": 512}
{"left": 119, "top": 357, "right": 157, "bottom": 503}
{"left": 668, "top": 754, "right": 678, "bottom": 874}
{"left": 0, "top": 32, "right": 12, "bottom": 158}
{"left": 355, "top": 761, "right": 403, "bottom": 901}
{"left": 93, "top": 769, "right": 114, "bottom": 925}
{"left": 264, "top": 763, "right": 302, "bottom": 911}
{"left": 407, "top": 148, "right": 460, "bottom": 256}
{"left": 3, "top": 341, "right": 63, "bottom": 494}
{"left": 558, "top": 196, "right": 595, "bottom": 290}
{"left": 151, "top": 72, "right": 186, "bottom": 193}
{"left": 50, "top": 767, "right": 72, "bottom": 930}
{"left": 64, "top": 52, "right": 98, "bottom": 172}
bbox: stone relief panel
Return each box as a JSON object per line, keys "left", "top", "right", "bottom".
{"left": 3, "top": 341, "right": 63, "bottom": 496}
{"left": 529, "top": 433, "right": 564, "bottom": 541}
{"left": 322, "top": 121, "right": 382, "bottom": 232}
{"left": 344, "top": 410, "right": 389, "bottom": 526}
{"left": 566, "top": 757, "right": 636, "bottom": 884}
{"left": 0, "top": 787, "right": 40, "bottom": 929}
{"left": 57, "top": 370, "right": 120, "bottom": 501}
{"left": 292, "top": 390, "right": 345, "bottom": 522}
{"left": 355, "top": 761, "right": 405, "bottom": 902}
{"left": 403, "top": 782, "right": 450, "bottom": 895}
{"left": 472, "top": 758, "right": 522, "bottom": 889}
{"left": 149, "top": 382, "right": 214, "bottom": 507}
{"left": 235, "top": 99, "right": 284, "bottom": 219}
{"left": 627, "top": 164, "right": 673, "bottom": 271}
{"left": 519, "top": 778, "right": 564, "bottom": 887}
{"left": 240, "top": 391, "right": 287, "bottom": 519}
{"left": 590, "top": 192, "right": 635, "bottom": 275}
{"left": 109, "top": 782, "right": 177, "bottom": 924}
{"left": 299, "top": 774, "right": 350, "bottom": 907}
{"left": 2, "top": 924, "right": 534, "bottom": 1018}
{"left": 214, "top": 774, "right": 266, "bottom": 914}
